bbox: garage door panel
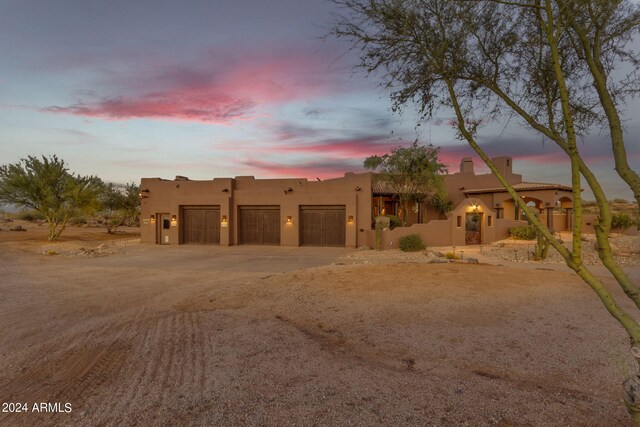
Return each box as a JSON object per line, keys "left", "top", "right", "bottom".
{"left": 239, "top": 207, "right": 280, "bottom": 245}
{"left": 323, "top": 210, "right": 346, "bottom": 246}
{"left": 300, "top": 206, "right": 345, "bottom": 247}
{"left": 182, "top": 207, "right": 220, "bottom": 244}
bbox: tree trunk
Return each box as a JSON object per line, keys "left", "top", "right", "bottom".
{"left": 623, "top": 373, "right": 640, "bottom": 426}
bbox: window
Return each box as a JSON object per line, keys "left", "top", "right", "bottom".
{"left": 456, "top": 216, "right": 462, "bottom": 227}
{"left": 488, "top": 216, "right": 493, "bottom": 226}
{"left": 163, "top": 219, "right": 171, "bottom": 229}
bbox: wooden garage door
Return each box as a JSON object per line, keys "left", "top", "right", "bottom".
{"left": 182, "top": 207, "right": 220, "bottom": 244}
{"left": 300, "top": 206, "right": 346, "bottom": 247}
{"left": 238, "top": 206, "right": 280, "bottom": 245}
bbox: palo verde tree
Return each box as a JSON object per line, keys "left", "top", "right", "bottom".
{"left": 333, "top": 0, "right": 640, "bottom": 422}
{"left": 98, "top": 182, "right": 140, "bottom": 234}
{"left": 364, "top": 141, "right": 447, "bottom": 225}
{"left": 0, "top": 155, "right": 102, "bottom": 241}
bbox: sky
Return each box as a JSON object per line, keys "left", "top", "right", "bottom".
{"left": 0, "top": 0, "right": 638, "bottom": 200}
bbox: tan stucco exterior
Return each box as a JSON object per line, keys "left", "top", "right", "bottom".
{"left": 141, "top": 156, "right": 574, "bottom": 248}
{"left": 140, "top": 173, "right": 372, "bottom": 247}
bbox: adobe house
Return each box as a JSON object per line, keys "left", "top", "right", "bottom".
{"left": 140, "top": 173, "right": 372, "bottom": 247}
{"left": 140, "top": 156, "right": 574, "bottom": 248}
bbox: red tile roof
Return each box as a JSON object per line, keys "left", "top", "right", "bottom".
{"left": 462, "top": 182, "right": 573, "bottom": 194}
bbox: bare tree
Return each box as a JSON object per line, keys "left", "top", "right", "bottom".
{"left": 332, "top": 0, "right": 640, "bottom": 421}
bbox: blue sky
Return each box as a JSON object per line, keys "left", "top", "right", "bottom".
{"left": 0, "top": 0, "right": 638, "bottom": 199}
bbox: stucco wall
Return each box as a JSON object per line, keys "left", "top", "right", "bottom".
{"left": 140, "top": 173, "right": 372, "bottom": 247}
{"left": 374, "top": 198, "right": 499, "bottom": 249}
{"left": 495, "top": 219, "right": 528, "bottom": 240}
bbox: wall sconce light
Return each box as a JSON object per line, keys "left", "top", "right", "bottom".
{"left": 221, "top": 215, "right": 228, "bottom": 227}
{"left": 221, "top": 215, "right": 228, "bottom": 223}
{"left": 149, "top": 215, "right": 155, "bottom": 223}
{"left": 286, "top": 216, "right": 293, "bottom": 224}
{"left": 347, "top": 215, "right": 354, "bottom": 223}
{"left": 472, "top": 204, "right": 479, "bottom": 212}
{"left": 170, "top": 215, "right": 177, "bottom": 226}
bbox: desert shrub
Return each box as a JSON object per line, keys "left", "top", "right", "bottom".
{"left": 612, "top": 198, "right": 629, "bottom": 204}
{"left": 70, "top": 216, "right": 88, "bottom": 225}
{"left": 399, "top": 233, "right": 425, "bottom": 252}
{"left": 17, "top": 210, "right": 45, "bottom": 222}
{"left": 445, "top": 252, "right": 460, "bottom": 260}
{"left": 46, "top": 250, "right": 57, "bottom": 256}
{"left": 386, "top": 214, "right": 402, "bottom": 229}
{"left": 611, "top": 212, "right": 636, "bottom": 229}
{"left": 509, "top": 224, "right": 537, "bottom": 240}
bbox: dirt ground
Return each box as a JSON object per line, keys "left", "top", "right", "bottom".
{"left": 0, "top": 221, "right": 638, "bottom": 426}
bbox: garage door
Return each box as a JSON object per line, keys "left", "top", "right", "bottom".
{"left": 300, "top": 206, "right": 346, "bottom": 247}
{"left": 238, "top": 206, "right": 280, "bottom": 245}
{"left": 181, "top": 207, "right": 220, "bottom": 244}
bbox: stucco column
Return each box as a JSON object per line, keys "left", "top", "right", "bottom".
{"left": 565, "top": 207, "right": 572, "bottom": 230}
{"left": 546, "top": 207, "right": 554, "bottom": 232}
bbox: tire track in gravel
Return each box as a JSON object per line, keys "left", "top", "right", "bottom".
{"left": 113, "top": 312, "right": 171, "bottom": 422}
{"left": 89, "top": 309, "right": 164, "bottom": 424}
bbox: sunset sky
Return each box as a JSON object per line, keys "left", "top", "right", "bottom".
{"left": 1, "top": 0, "right": 638, "bottom": 199}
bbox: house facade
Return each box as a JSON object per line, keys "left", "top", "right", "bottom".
{"left": 140, "top": 156, "right": 575, "bottom": 248}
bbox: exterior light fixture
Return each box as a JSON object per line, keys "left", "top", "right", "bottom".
{"left": 149, "top": 215, "right": 155, "bottom": 223}
{"left": 286, "top": 216, "right": 293, "bottom": 224}
{"left": 221, "top": 215, "right": 228, "bottom": 223}
{"left": 347, "top": 215, "right": 354, "bottom": 223}
{"left": 221, "top": 215, "right": 228, "bottom": 227}
{"left": 170, "top": 215, "right": 177, "bottom": 226}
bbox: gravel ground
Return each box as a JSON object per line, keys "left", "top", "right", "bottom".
{"left": 481, "top": 234, "right": 640, "bottom": 267}
{"left": 0, "top": 225, "right": 637, "bottom": 426}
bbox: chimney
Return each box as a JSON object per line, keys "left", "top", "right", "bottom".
{"left": 460, "top": 157, "right": 474, "bottom": 174}
{"left": 491, "top": 156, "right": 513, "bottom": 176}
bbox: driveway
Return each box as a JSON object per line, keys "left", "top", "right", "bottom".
{"left": 83, "top": 243, "right": 355, "bottom": 273}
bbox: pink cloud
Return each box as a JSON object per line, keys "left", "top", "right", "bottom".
{"left": 279, "top": 137, "right": 408, "bottom": 157}
{"left": 43, "top": 92, "right": 254, "bottom": 124}
{"left": 243, "top": 159, "right": 363, "bottom": 179}
{"left": 41, "top": 49, "right": 344, "bottom": 124}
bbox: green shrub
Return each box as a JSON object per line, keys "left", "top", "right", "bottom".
{"left": 611, "top": 212, "right": 636, "bottom": 229}
{"left": 399, "top": 234, "right": 425, "bottom": 252}
{"left": 70, "top": 216, "right": 88, "bottom": 225}
{"left": 386, "top": 215, "right": 402, "bottom": 229}
{"left": 509, "top": 224, "right": 537, "bottom": 240}
{"left": 445, "top": 252, "right": 460, "bottom": 260}
{"left": 17, "top": 210, "right": 45, "bottom": 222}
{"left": 612, "top": 198, "right": 629, "bottom": 204}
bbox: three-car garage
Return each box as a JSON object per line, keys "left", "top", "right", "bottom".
{"left": 178, "top": 205, "right": 347, "bottom": 246}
